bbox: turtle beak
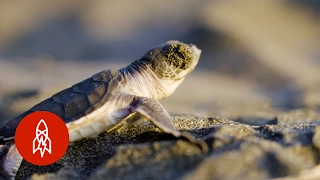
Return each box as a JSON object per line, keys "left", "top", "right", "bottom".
{"left": 189, "top": 44, "right": 201, "bottom": 71}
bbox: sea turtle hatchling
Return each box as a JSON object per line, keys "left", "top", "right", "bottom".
{"left": 0, "top": 40, "right": 207, "bottom": 179}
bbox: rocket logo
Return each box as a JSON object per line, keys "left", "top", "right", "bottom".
{"left": 33, "top": 119, "right": 52, "bottom": 158}
{"left": 15, "top": 111, "right": 69, "bottom": 166}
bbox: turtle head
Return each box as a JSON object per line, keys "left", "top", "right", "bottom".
{"left": 143, "top": 40, "right": 201, "bottom": 82}
{"left": 140, "top": 40, "right": 201, "bottom": 98}
{"left": 123, "top": 40, "right": 201, "bottom": 99}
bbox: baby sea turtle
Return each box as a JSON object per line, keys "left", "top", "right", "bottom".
{"left": 0, "top": 40, "right": 207, "bottom": 179}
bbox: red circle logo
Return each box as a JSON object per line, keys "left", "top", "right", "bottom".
{"left": 15, "top": 111, "right": 69, "bottom": 166}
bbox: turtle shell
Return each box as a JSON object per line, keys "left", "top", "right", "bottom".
{"left": 0, "top": 69, "right": 120, "bottom": 140}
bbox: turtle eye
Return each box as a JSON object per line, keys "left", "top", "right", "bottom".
{"left": 177, "top": 52, "right": 185, "bottom": 59}
{"left": 170, "top": 45, "right": 185, "bottom": 59}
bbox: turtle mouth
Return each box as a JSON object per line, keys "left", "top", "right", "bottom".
{"left": 174, "top": 71, "right": 192, "bottom": 81}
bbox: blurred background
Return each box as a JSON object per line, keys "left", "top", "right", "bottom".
{"left": 0, "top": 0, "right": 320, "bottom": 125}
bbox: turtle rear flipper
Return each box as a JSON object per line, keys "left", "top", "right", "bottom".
{"left": 0, "top": 142, "right": 22, "bottom": 180}
{"left": 132, "top": 96, "right": 208, "bottom": 153}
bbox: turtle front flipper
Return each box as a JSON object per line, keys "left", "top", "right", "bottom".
{"left": 131, "top": 97, "right": 208, "bottom": 153}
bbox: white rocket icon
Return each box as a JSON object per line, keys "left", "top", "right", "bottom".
{"left": 32, "top": 119, "right": 52, "bottom": 158}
